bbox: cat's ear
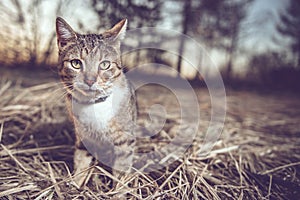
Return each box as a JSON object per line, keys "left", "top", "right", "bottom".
{"left": 103, "top": 19, "right": 127, "bottom": 41}
{"left": 56, "top": 17, "right": 77, "bottom": 48}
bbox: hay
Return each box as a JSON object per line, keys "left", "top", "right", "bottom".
{"left": 0, "top": 73, "right": 300, "bottom": 199}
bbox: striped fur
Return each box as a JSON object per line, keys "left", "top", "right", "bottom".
{"left": 56, "top": 17, "right": 136, "bottom": 179}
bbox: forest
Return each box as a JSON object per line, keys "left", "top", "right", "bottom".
{"left": 0, "top": 0, "right": 299, "bottom": 90}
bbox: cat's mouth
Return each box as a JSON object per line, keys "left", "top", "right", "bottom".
{"left": 79, "top": 88, "right": 98, "bottom": 96}
{"left": 73, "top": 87, "right": 110, "bottom": 103}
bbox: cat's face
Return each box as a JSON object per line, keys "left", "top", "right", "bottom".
{"left": 56, "top": 17, "right": 127, "bottom": 104}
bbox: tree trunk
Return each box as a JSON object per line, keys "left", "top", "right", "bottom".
{"left": 176, "top": 0, "right": 191, "bottom": 75}
{"left": 226, "top": 41, "right": 235, "bottom": 82}
{"left": 297, "top": 42, "right": 300, "bottom": 67}
{"left": 227, "top": 55, "right": 233, "bottom": 81}
{"left": 226, "top": 20, "right": 239, "bottom": 82}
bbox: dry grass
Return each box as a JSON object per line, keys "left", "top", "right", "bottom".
{"left": 0, "top": 71, "right": 300, "bottom": 199}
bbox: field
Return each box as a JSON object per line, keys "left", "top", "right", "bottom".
{"left": 0, "top": 68, "right": 300, "bottom": 199}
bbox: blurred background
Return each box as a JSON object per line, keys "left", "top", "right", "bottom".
{"left": 0, "top": 0, "right": 299, "bottom": 92}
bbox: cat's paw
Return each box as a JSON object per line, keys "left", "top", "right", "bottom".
{"left": 72, "top": 148, "right": 93, "bottom": 189}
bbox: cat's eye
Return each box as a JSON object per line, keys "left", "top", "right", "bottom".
{"left": 99, "top": 60, "right": 111, "bottom": 70}
{"left": 70, "top": 59, "right": 82, "bottom": 69}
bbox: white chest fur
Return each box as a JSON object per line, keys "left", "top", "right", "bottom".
{"left": 72, "top": 86, "right": 127, "bottom": 132}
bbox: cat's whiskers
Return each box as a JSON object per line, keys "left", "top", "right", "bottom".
{"left": 74, "top": 87, "right": 89, "bottom": 96}
{"left": 50, "top": 83, "right": 72, "bottom": 94}
{"left": 47, "top": 84, "right": 73, "bottom": 103}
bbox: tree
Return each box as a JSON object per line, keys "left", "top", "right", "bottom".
{"left": 209, "top": 0, "right": 252, "bottom": 80}
{"left": 174, "top": 0, "right": 223, "bottom": 75}
{"left": 277, "top": 0, "right": 300, "bottom": 67}
{"left": 175, "top": 0, "right": 190, "bottom": 74}
{"left": 249, "top": 52, "right": 285, "bottom": 81}
{"left": 89, "top": 0, "right": 162, "bottom": 29}
{"left": 0, "top": 0, "right": 66, "bottom": 67}
{"left": 174, "top": 0, "right": 252, "bottom": 79}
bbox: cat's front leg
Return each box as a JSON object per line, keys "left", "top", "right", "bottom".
{"left": 73, "top": 147, "right": 93, "bottom": 188}
{"left": 110, "top": 135, "right": 135, "bottom": 199}
{"left": 111, "top": 131, "right": 135, "bottom": 181}
{"left": 113, "top": 141, "right": 135, "bottom": 176}
{"left": 72, "top": 124, "right": 94, "bottom": 188}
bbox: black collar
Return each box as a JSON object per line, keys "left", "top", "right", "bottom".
{"left": 68, "top": 94, "right": 108, "bottom": 105}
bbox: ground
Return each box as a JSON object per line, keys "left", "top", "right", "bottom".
{"left": 0, "top": 68, "right": 300, "bottom": 199}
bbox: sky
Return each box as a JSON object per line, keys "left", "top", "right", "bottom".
{"left": 243, "top": 0, "right": 289, "bottom": 52}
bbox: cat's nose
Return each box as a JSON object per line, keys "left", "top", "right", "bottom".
{"left": 85, "top": 79, "right": 95, "bottom": 87}
{"left": 84, "top": 77, "right": 96, "bottom": 87}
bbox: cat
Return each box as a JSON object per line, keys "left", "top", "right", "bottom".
{"left": 55, "top": 17, "right": 137, "bottom": 188}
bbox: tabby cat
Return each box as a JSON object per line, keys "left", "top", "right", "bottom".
{"left": 55, "top": 17, "right": 136, "bottom": 187}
